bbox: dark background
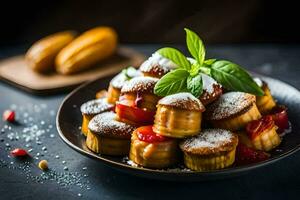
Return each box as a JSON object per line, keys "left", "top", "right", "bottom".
{"left": 0, "top": 0, "right": 299, "bottom": 46}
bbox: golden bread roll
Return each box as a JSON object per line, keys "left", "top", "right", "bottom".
{"left": 56, "top": 26, "right": 118, "bottom": 74}
{"left": 25, "top": 31, "right": 76, "bottom": 73}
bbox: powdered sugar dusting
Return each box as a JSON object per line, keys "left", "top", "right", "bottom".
{"left": 206, "top": 92, "right": 256, "bottom": 120}
{"left": 254, "top": 77, "right": 263, "bottom": 87}
{"left": 158, "top": 92, "right": 205, "bottom": 111}
{"left": 110, "top": 70, "right": 141, "bottom": 89}
{"left": 88, "top": 112, "right": 136, "bottom": 138}
{"left": 121, "top": 76, "right": 159, "bottom": 93}
{"left": 180, "top": 129, "right": 234, "bottom": 150}
{"left": 80, "top": 98, "right": 114, "bottom": 115}
{"left": 202, "top": 73, "right": 220, "bottom": 94}
{"left": 139, "top": 53, "right": 177, "bottom": 74}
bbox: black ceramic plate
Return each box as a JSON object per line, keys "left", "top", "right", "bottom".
{"left": 56, "top": 74, "right": 300, "bottom": 181}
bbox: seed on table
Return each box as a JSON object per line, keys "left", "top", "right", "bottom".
{"left": 42, "top": 146, "right": 47, "bottom": 151}
{"left": 38, "top": 160, "right": 48, "bottom": 170}
{"left": 63, "top": 166, "right": 68, "bottom": 171}
{"left": 55, "top": 155, "right": 60, "bottom": 159}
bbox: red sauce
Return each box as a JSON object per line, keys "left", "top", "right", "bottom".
{"left": 270, "top": 105, "right": 289, "bottom": 133}
{"left": 246, "top": 115, "right": 274, "bottom": 140}
{"left": 115, "top": 103, "right": 155, "bottom": 125}
{"left": 136, "top": 126, "right": 170, "bottom": 143}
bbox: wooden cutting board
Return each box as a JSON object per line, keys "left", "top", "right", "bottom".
{"left": 0, "top": 46, "right": 145, "bottom": 95}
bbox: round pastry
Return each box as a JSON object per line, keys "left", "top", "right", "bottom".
{"left": 200, "top": 74, "right": 223, "bottom": 105}
{"left": 129, "top": 126, "right": 179, "bottom": 168}
{"left": 246, "top": 115, "right": 281, "bottom": 151}
{"left": 107, "top": 69, "right": 141, "bottom": 104}
{"left": 153, "top": 92, "right": 205, "bottom": 138}
{"left": 95, "top": 89, "right": 108, "bottom": 99}
{"left": 86, "top": 112, "right": 136, "bottom": 155}
{"left": 254, "top": 78, "right": 276, "bottom": 114}
{"left": 139, "top": 52, "right": 177, "bottom": 78}
{"left": 180, "top": 129, "right": 238, "bottom": 171}
{"left": 80, "top": 98, "right": 114, "bottom": 136}
{"left": 205, "top": 92, "right": 261, "bottom": 131}
{"left": 115, "top": 76, "right": 160, "bottom": 125}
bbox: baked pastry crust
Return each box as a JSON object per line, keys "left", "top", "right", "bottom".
{"left": 153, "top": 93, "right": 205, "bottom": 138}
{"left": 80, "top": 98, "right": 114, "bottom": 136}
{"left": 251, "top": 126, "right": 281, "bottom": 151}
{"left": 256, "top": 81, "right": 276, "bottom": 114}
{"left": 116, "top": 77, "right": 160, "bottom": 125}
{"left": 129, "top": 128, "right": 179, "bottom": 168}
{"left": 246, "top": 116, "right": 281, "bottom": 151}
{"left": 180, "top": 129, "right": 238, "bottom": 171}
{"left": 199, "top": 74, "right": 223, "bottom": 105}
{"left": 86, "top": 112, "right": 136, "bottom": 155}
{"left": 121, "top": 76, "right": 159, "bottom": 94}
{"left": 205, "top": 92, "right": 261, "bottom": 131}
{"left": 107, "top": 71, "right": 141, "bottom": 104}
{"left": 139, "top": 53, "right": 177, "bottom": 78}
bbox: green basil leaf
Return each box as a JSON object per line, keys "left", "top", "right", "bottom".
{"left": 187, "top": 74, "right": 203, "bottom": 98}
{"left": 190, "top": 63, "right": 201, "bottom": 76}
{"left": 204, "top": 59, "right": 217, "bottom": 66}
{"left": 184, "top": 28, "right": 205, "bottom": 65}
{"left": 211, "top": 60, "right": 264, "bottom": 96}
{"left": 154, "top": 69, "right": 190, "bottom": 96}
{"left": 157, "top": 47, "right": 191, "bottom": 70}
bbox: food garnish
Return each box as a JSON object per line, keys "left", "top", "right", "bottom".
{"left": 246, "top": 115, "right": 274, "bottom": 140}
{"left": 236, "top": 143, "right": 270, "bottom": 165}
{"left": 136, "top": 126, "right": 170, "bottom": 143}
{"left": 270, "top": 105, "right": 289, "bottom": 133}
{"left": 154, "top": 28, "right": 264, "bottom": 97}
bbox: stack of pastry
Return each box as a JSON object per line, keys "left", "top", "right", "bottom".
{"left": 130, "top": 92, "right": 206, "bottom": 168}
{"left": 78, "top": 51, "right": 285, "bottom": 172}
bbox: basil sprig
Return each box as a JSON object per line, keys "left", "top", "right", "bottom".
{"left": 154, "top": 28, "right": 264, "bottom": 97}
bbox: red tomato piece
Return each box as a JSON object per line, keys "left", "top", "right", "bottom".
{"left": 270, "top": 105, "right": 289, "bottom": 133}
{"left": 3, "top": 110, "right": 15, "bottom": 122}
{"left": 11, "top": 148, "right": 28, "bottom": 157}
{"left": 246, "top": 115, "right": 274, "bottom": 140}
{"left": 136, "top": 125, "right": 170, "bottom": 143}
{"left": 115, "top": 103, "right": 155, "bottom": 125}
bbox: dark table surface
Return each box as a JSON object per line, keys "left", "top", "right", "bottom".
{"left": 1, "top": 44, "right": 300, "bottom": 200}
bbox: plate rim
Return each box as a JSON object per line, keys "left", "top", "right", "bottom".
{"left": 56, "top": 74, "right": 300, "bottom": 177}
